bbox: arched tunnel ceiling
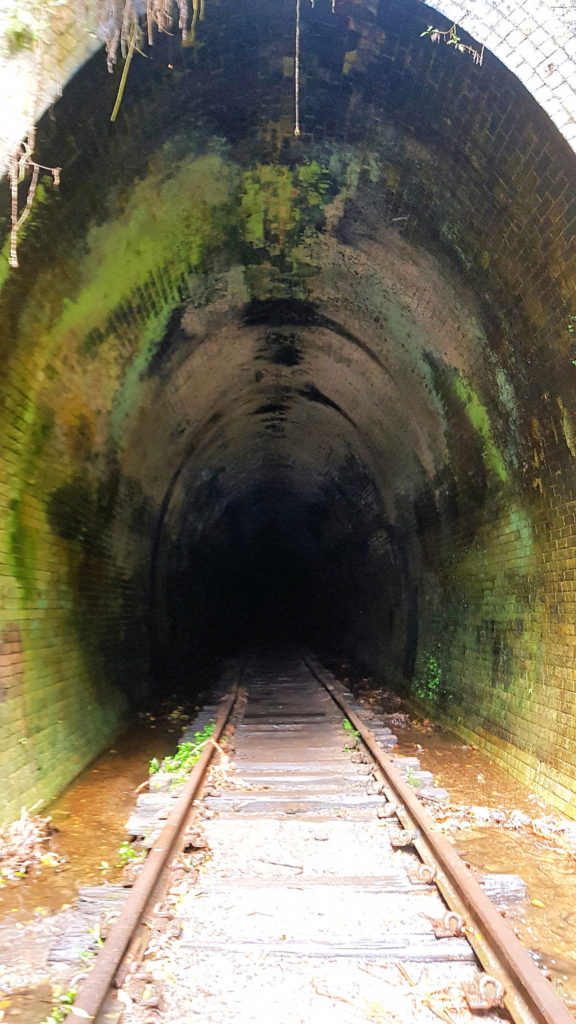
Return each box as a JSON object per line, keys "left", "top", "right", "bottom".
{"left": 1, "top": 0, "right": 576, "bottom": 821}
{"left": 122, "top": 225, "right": 486, "bottom": 509}
{"left": 2, "top": 0, "right": 576, "bottom": 166}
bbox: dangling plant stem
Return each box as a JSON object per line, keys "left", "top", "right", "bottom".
{"left": 294, "top": 0, "right": 301, "bottom": 136}
{"left": 6, "top": 0, "right": 209, "bottom": 269}
{"left": 10, "top": 158, "right": 38, "bottom": 269}
{"left": 176, "top": 0, "right": 189, "bottom": 37}
{"left": 110, "top": 29, "right": 137, "bottom": 122}
{"left": 189, "top": 0, "right": 199, "bottom": 44}
{"left": 420, "top": 23, "right": 484, "bottom": 66}
{"left": 8, "top": 129, "right": 60, "bottom": 269}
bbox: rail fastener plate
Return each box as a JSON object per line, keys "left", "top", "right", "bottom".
{"left": 463, "top": 973, "right": 506, "bottom": 1010}
{"left": 389, "top": 828, "right": 420, "bottom": 848}
{"left": 408, "top": 861, "right": 437, "bottom": 885}
{"left": 429, "top": 910, "right": 466, "bottom": 938}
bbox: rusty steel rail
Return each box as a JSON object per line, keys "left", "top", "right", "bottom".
{"left": 304, "top": 653, "right": 575, "bottom": 1024}
{"left": 68, "top": 683, "right": 239, "bottom": 1024}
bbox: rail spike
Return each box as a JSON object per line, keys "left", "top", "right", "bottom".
{"left": 463, "top": 973, "right": 506, "bottom": 1010}
{"left": 430, "top": 910, "right": 465, "bottom": 938}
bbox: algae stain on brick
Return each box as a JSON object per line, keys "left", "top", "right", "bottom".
{"left": 51, "top": 151, "right": 238, "bottom": 347}
{"left": 557, "top": 397, "right": 576, "bottom": 459}
{"left": 240, "top": 162, "right": 330, "bottom": 251}
{"left": 7, "top": 408, "right": 54, "bottom": 603}
{"left": 453, "top": 376, "right": 509, "bottom": 483}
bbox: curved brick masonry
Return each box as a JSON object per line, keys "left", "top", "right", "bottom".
{"left": 0, "top": 0, "right": 576, "bottom": 823}
{"left": 1, "top": 0, "right": 576, "bottom": 168}
{"left": 427, "top": 0, "right": 576, "bottom": 147}
{"left": 0, "top": 2, "right": 100, "bottom": 173}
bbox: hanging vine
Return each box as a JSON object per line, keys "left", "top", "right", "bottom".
{"left": 97, "top": 0, "right": 203, "bottom": 120}
{"left": 97, "top": 0, "right": 188, "bottom": 70}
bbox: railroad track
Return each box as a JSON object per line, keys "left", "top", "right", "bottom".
{"left": 69, "top": 651, "right": 574, "bottom": 1024}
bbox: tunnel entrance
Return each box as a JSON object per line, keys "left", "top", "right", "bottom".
{"left": 1, "top": 0, "right": 576, "bottom": 822}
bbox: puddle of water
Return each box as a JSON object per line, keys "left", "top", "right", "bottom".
{"left": 399, "top": 724, "right": 576, "bottom": 1004}
{"left": 0, "top": 981, "right": 54, "bottom": 1024}
{"left": 338, "top": 666, "right": 576, "bottom": 1007}
{"left": 0, "top": 714, "right": 180, "bottom": 921}
{"left": 0, "top": 701, "right": 205, "bottom": 1024}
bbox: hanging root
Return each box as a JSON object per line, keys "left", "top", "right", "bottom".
{"left": 8, "top": 128, "right": 60, "bottom": 269}
{"left": 294, "top": 0, "right": 301, "bottom": 136}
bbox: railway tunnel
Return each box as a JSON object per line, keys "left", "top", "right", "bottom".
{"left": 1, "top": 0, "right": 576, "bottom": 825}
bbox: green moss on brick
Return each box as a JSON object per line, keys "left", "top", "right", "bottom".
{"left": 453, "top": 376, "right": 508, "bottom": 483}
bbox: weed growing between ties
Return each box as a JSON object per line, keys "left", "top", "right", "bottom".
{"left": 148, "top": 721, "right": 215, "bottom": 786}
{"left": 40, "top": 987, "right": 77, "bottom": 1024}
{"left": 77, "top": 922, "right": 106, "bottom": 968}
{"left": 116, "top": 721, "right": 217, "bottom": 872}
{"left": 342, "top": 717, "right": 359, "bottom": 752}
{"left": 118, "top": 839, "right": 146, "bottom": 866}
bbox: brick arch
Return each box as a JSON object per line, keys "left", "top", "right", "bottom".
{"left": 423, "top": 0, "right": 576, "bottom": 147}
{"left": 1, "top": 0, "right": 576, "bottom": 170}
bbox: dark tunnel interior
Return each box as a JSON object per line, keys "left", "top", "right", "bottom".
{"left": 149, "top": 315, "right": 398, "bottom": 685}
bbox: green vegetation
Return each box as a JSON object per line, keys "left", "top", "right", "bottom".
{"left": 406, "top": 766, "right": 421, "bottom": 788}
{"left": 453, "top": 376, "right": 509, "bottom": 483}
{"left": 148, "top": 721, "right": 215, "bottom": 785}
{"left": 420, "top": 23, "right": 484, "bottom": 65}
{"left": 118, "top": 839, "right": 143, "bottom": 865}
{"left": 40, "top": 989, "right": 77, "bottom": 1024}
{"left": 76, "top": 922, "right": 106, "bottom": 967}
{"left": 342, "top": 717, "right": 359, "bottom": 752}
{"left": 4, "top": 15, "right": 37, "bottom": 55}
{"left": 239, "top": 162, "right": 329, "bottom": 250}
{"left": 51, "top": 153, "right": 234, "bottom": 345}
{"left": 414, "top": 654, "right": 442, "bottom": 702}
